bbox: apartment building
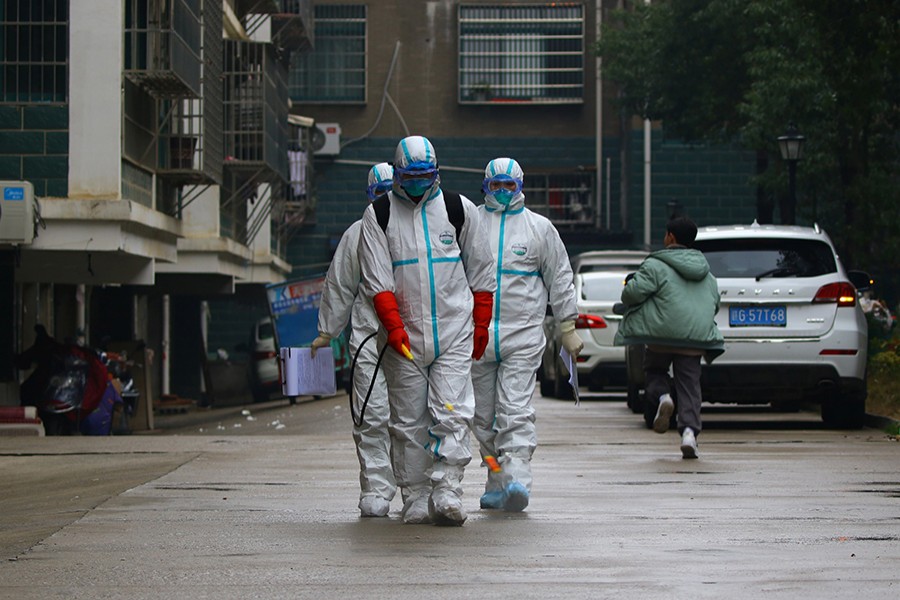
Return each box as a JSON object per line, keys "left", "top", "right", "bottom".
{"left": 0, "top": 0, "right": 315, "bottom": 407}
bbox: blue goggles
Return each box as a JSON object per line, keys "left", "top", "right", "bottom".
{"left": 482, "top": 174, "right": 523, "bottom": 196}
{"left": 367, "top": 180, "right": 393, "bottom": 200}
{"left": 395, "top": 161, "right": 438, "bottom": 178}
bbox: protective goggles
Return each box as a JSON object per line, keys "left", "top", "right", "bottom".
{"left": 367, "top": 180, "right": 393, "bottom": 200}
{"left": 482, "top": 174, "right": 523, "bottom": 196}
{"left": 396, "top": 161, "right": 438, "bottom": 178}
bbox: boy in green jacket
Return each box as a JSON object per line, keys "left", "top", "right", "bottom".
{"left": 615, "top": 217, "right": 724, "bottom": 458}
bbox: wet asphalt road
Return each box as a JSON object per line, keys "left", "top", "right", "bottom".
{"left": 1, "top": 390, "right": 898, "bottom": 599}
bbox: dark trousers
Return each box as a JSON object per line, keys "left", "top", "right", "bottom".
{"left": 643, "top": 347, "right": 702, "bottom": 435}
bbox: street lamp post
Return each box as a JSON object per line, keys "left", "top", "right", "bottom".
{"left": 777, "top": 124, "right": 805, "bottom": 225}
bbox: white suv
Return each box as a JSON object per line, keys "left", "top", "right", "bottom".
{"left": 540, "top": 251, "right": 647, "bottom": 399}
{"left": 629, "top": 223, "right": 869, "bottom": 428}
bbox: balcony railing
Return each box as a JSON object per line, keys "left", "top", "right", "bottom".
{"left": 223, "top": 40, "right": 289, "bottom": 179}
{"left": 156, "top": 0, "right": 224, "bottom": 185}
{"left": 124, "top": 0, "right": 202, "bottom": 99}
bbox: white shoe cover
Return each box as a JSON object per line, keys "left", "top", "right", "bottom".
{"left": 429, "top": 488, "right": 467, "bottom": 526}
{"left": 359, "top": 495, "right": 391, "bottom": 518}
{"left": 401, "top": 492, "right": 432, "bottom": 524}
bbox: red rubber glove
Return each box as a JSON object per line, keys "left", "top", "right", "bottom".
{"left": 373, "top": 291, "right": 412, "bottom": 358}
{"left": 472, "top": 290, "right": 493, "bottom": 360}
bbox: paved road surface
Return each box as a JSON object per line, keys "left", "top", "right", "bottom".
{"left": 1, "top": 391, "right": 898, "bottom": 599}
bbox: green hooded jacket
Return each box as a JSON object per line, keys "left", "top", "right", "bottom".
{"left": 614, "top": 246, "right": 725, "bottom": 360}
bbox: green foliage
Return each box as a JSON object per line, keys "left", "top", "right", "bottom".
{"left": 868, "top": 310, "right": 900, "bottom": 375}
{"left": 597, "top": 0, "right": 900, "bottom": 267}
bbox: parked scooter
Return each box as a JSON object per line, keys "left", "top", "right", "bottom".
{"left": 15, "top": 325, "right": 123, "bottom": 435}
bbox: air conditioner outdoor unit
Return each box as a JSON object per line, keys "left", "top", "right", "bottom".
{"left": 312, "top": 123, "right": 342, "bottom": 156}
{"left": 0, "top": 181, "right": 35, "bottom": 245}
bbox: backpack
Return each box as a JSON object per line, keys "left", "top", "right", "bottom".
{"left": 373, "top": 190, "right": 465, "bottom": 241}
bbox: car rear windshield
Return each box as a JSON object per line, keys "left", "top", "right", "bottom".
{"left": 694, "top": 238, "right": 837, "bottom": 279}
{"left": 581, "top": 275, "right": 629, "bottom": 301}
{"left": 578, "top": 263, "right": 643, "bottom": 274}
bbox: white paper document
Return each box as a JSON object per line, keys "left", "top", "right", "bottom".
{"left": 559, "top": 347, "right": 580, "bottom": 406}
{"left": 280, "top": 347, "right": 337, "bottom": 397}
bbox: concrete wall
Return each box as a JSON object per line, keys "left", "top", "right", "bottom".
{"left": 301, "top": 0, "right": 608, "bottom": 139}
{"left": 69, "top": 0, "right": 123, "bottom": 199}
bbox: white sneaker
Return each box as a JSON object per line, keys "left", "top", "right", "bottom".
{"left": 359, "top": 495, "right": 391, "bottom": 518}
{"left": 681, "top": 427, "right": 698, "bottom": 459}
{"left": 653, "top": 394, "right": 675, "bottom": 434}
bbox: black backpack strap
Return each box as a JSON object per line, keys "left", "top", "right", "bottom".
{"left": 373, "top": 194, "right": 391, "bottom": 233}
{"left": 373, "top": 191, "right": 464, "bottom": 240}
{"left": 443, "top": 191, "right": 465, "bottom": 241}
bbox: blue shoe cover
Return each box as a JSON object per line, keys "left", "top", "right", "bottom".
{"left": 503, "top": 482, "right": 529, "bottom": 512}
{"left": 480, "top": 490, "right": 504, "bottom": 509}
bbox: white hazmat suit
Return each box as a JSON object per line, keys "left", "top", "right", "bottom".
{"left": 358, "top": 136, "right": 496, "bottom": 525}
{"left": 311, "top": 163, "right": 396, "bottom": 517}
{"left": 472, "top": 157, "right": 582, "bottom": 512}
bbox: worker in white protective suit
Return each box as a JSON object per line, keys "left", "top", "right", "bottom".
{"left": 310, "top": 163, "right": 396, "bottom": 517}
{"left": 472, "top": 157, "right": 583, "bottom": 512}
{"left": 358, "top": 136, "right": 496, "bottom": 526}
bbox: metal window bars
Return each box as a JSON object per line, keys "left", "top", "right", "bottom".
{"left": 288, "top": 4, "right": 366, "bottom": 103}
{"left": 458, "top": 3, "right": 584, "bottom": 105}
{"left": 124, "top": 0, "right": 202, "bottom": 99}
{"left": 524, "top": 171, "right": 598, "bottom": 229}
{"left": 0, "top": 0, "right": 68, "bottom": 104}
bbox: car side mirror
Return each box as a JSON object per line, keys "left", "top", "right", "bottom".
{"left": 613, "top": 302, "right": 627, "bottom": 316}
{"left": 847, "top": 270, "right": 873, "bottom": 292}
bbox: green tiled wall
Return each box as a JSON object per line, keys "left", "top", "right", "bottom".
{"left": 287, "top": 133, "right": 756, "bottom": 272}
{"left": 287, "top": 136, "right": 605, "bottom": 274}
{"left": 0, "top": 105, "right": 69, "bottom": 196}
{"left": 628, "top": 130, "right": 757, "bottom": 246}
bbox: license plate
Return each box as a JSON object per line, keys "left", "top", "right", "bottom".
{"left": 729, "top": 305, "right": 787, "bottom": 327}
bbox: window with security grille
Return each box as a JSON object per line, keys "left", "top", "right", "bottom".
{"left": 0, "top": 0, "right": 68, "bottom": 103}
{"left": 524, "top": 171, "right": 596, "bottom": 228}
{"left": 459, "top": 3, "right": 584, "bottom": 104}
{"left": 289, "top": 4, "right": 365, "bottom": 103}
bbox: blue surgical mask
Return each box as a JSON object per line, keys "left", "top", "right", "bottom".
{"left": 401, "top": 178, "right": 433, "bottom": 197}
{"left": 493, "top": 189, "right": 515, "bottom": 206}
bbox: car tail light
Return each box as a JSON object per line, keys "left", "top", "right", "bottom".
{"left": 812, "top": 282, "right": 857, "bottom": 307}
{"left": 254, "top": 350, "right": 277, "bottom": 360}
{"left": 575, "top": 314, "right": 607, "bottom": 329}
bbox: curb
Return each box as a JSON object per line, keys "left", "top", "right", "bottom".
{"left": 864, "top": 412, "right": 900, "bottom": 431}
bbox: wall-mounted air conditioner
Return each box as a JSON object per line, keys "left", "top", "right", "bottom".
{"left": 312, "top": 123, "right": 342, "bottom": 156}
{"left": 0, "top": 181, "right": 35, "bottom": 245}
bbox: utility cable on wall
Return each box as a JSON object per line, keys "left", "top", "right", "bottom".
{"left": 341, "top": 41, "right": 408, "bottom": 149}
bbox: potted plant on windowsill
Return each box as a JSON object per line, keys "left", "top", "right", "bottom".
{"left": 471, "top": 81, "right": 493, "bottom": 102}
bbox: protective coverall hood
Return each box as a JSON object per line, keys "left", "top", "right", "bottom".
{"left": 367, "top": 162, "right": 394, "bottom": 200}
{"left": 483, "top": 157, "right": 525, "bottom": 212}
{"left": 392, "top": 136, "right": 441, "bottom": 203}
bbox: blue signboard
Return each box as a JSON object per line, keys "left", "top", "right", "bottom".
{"left": 266, "top": 275, "right": 326, "bottom": 349}
{"left": 265, "top": 275, "right": 350, "bottom": 378}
